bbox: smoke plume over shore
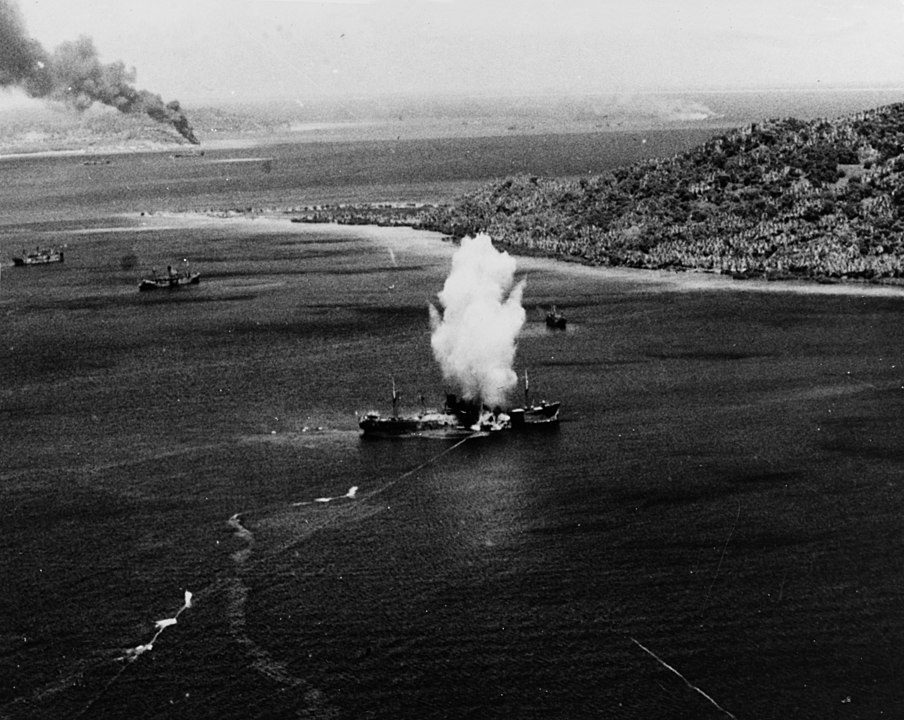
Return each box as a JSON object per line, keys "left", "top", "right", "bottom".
{"left": 0, "top": 0, "right": 199, "bottom": 144}
{"left": 429, "top": 234, "right": 526, "bottom": 407}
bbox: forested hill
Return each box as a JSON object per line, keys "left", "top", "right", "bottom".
{"left": 420, "top": 102, "right": 904, "bottom": 281}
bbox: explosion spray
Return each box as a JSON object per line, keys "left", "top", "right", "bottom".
{"left": 429, "top": 234, "right": 526, "bottom": 407}
{"left": 0, "top": 0, "right": 199, "bottom": 144}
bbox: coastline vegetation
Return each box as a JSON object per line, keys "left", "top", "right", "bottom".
{"left": 294, "top": 102, "right": 904, "bottom": 283}
{"left": 418, "top": 103, "right": 904, "bottom": 282}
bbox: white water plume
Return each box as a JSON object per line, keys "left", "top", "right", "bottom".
{"left": 429, "top": 233, "right": 526, "bottom": 407}
{"left": 118, "top": 590, "right": 193, "bottom": 663}
{"left": 295, "top": 485, "right": 359, "bottom": 506}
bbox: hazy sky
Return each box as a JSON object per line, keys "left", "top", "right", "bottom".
{"left": 8, "top": 0, "right": 904, "bottom": 103}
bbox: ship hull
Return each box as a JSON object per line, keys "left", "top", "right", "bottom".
{"left": 545, "top": 314, "right": 566, "bottom": 330}
{"left": 138, "top": 273, "right": 201, "bottom": 291}
{"left": 359, "top": 401, "right": 560, "bottom": 438}
{"left": 358, "top": 412, "right": 462, "bottom": 438}
{"left": 12, "top": 251, "right": 64, "bottom": 266}
{"left": 509, "top": 402, "right": 561, "bottom": 429}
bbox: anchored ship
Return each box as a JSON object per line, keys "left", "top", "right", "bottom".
{"left": 508, "top": 370, "right": 561, "bottom": 429}
{"left": 545, "top": 305, "right": 567, "bottom": 330}
{"left": 509, "top": 399, "right": 561, "bottom": 428}
{"left": 12, "top": 247, "right": 64, "bottom": 266}
{"left": 358, "top": 379, "right": 462, "bottom": 438}
{"left": 138, "top": 264, "right": 201, "bottom": 292}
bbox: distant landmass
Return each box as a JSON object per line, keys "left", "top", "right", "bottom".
{"left": 0, "top": 92, "right": 740, "bottom": 153}
{"left": 3, "top": 89, "right": 903, "bottom": 154}
{"left": 0, "top": 103, "right": 195, "bottom": 155}
{"left": 419, "top": 102, "right": 904, "bottom": 282}
{"left": 6, "top": 91, "right": 904, "bottom": 283}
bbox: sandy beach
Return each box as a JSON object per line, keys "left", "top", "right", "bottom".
{"left": 126, "top": 210, "right": 904, "bottom": 298}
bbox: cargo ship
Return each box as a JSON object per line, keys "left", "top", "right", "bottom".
{"left": 359, "top": 373, "right": 559, "bottom": 438}
{"left": 358, "top": 380, "right": 463, "bottom": 438}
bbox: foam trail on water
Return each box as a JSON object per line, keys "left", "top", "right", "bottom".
{"left": 214, "top": 436, "right": 479, "bottom": 714}
{"left": 121, "top": 643, "right": 154, "bottom": 661}
{"left": 294, "top": 486, "right": 359, "bottom": 506}
{"left": 429, "top": 233, "right": 526, "bottom": 407}
{"left": 223, "top": 502, "right": 343, "bottom": 713}
{"left": 118, "top": 590, "right": 193, "bottom": 663}
{"left": 228, "top": 513, "right": 253, "bottom": 564}
{"left": 61, "top": 586, "right": 205, "bottom": 719}
{"left": 228, "top": 513, "right": 252, "bottom": 541}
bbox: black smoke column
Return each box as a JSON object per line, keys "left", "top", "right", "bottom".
{"left": 0, "top": 0, "right": 199, "bottom": 144}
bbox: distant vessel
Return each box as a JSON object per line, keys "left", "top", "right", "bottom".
{"left": 12, "top": 247, "right": 64, "bottom": 266}
{"left": 545, "top": 305, "right": 567, "bottom": 330}
{"left": 138, "top": 264, "right": 201, "bottom": 292}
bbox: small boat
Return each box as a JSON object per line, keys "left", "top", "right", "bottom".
{"left": 138, "top": 264, "right": 201, "bottom": 291}
{"left": 12, "top": 247, "right": 64, "bottom": 266}
{"left": 508, "top": 371, "right": 561, "bottom": 429}
{"left": 545, "top": 305, "right": 567, "bottom": 330}
{"left": 509, "top": 400, "right": 561, "bottom": 429}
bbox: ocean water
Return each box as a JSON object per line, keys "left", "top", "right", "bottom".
{"left": 0, "top": 127, "right": 723, "bottom": 223}
{"left": 2, "top": 134, "right": 904, "bottom": 719}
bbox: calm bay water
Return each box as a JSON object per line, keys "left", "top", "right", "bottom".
{"left": 0, "top": 127, "right": 723, "bottom": 223}
{"left": 2, "top": 133, "right": 904, "bottom": 719}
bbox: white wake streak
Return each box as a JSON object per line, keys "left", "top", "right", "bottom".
{"left": 293, "top": 485, "right": 358, "bottom": 506}
{"left": 120, "top": 591, "right": 193, "bottom": 663}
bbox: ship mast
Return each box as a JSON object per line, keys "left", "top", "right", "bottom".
{"left": 391, "top": 376, "right": 400, "bottom": 418}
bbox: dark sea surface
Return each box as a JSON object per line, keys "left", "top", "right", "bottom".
{"left": 2, "top": 132, "right": 904, "bottom": 719}
{"left": 0, "top": 128, "right": 722, "bottom": 223}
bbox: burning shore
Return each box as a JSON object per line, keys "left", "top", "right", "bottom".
{"left": 0, "top": 0, "right": 199, "bottom": 144}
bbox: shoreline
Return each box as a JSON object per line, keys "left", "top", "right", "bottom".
{"left": 0, "top": 120, "right": 736, "bottom": 161}
{"left": 129, "top": 210, "right": 904, "bottom": 297}
{"left": 0, "top": 135, "right": 268, "bottom": 161}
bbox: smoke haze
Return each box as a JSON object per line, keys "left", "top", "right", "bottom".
{"left": 0, "top": 0, "right": 198, "bottom": 144}
{"left": 429, "top": 234, "right": 526, "bottom": 407}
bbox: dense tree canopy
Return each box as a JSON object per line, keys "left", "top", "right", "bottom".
{"left": 416, "top": 103, "right": 904, "bottom": 281}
